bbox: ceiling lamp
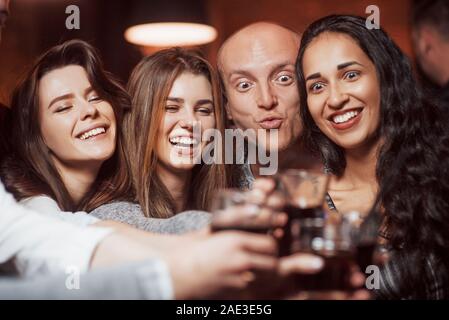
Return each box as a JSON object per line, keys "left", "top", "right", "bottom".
{"left": 124, "top": 22, "right": 217, "bottom": 47}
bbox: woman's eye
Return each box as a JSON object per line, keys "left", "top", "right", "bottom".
{"left": 236, "top": 81, "right": 252, "bottom": 91}
{"left": 309, "top": 82, "right": 324, "bottom": 93}
{"left": 344, "top": 71, "right": 360, "bottom": 81}
{"left": 55, "top": 105, "right": 72, "bottom": 113}
{"left": 88, "top": 96, "right": 102, "bottom": 103}
{"left": 197, "top": 107, "right": 213, "bottom": 115}
{"left": 276, "top": 74, "right": 294, "bottom": 85}
{"left": 165, "top": 105, "right": 179, "bottom": 112}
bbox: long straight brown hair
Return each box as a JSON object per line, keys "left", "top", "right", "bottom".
{"left": 125, "top": 47, "right": 228, "bottom": 218}
{"left": 1, "top": 39, "right": 133, "bottom": 212}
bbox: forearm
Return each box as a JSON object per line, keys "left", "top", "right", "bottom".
{"left": 91, "top": 220, "right": 199, "bottom": 259}
{"left": 89, "top": 229, "right": 164, "bottom": 269}
{"left": 0, "top": 260, "right": 173, "bottom": 300}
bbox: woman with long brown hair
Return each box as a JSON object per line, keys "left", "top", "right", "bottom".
{"left": 91, "top": 47, "right": 228, "bottom": 220}
{"left": 2, "top": 39, "right": 131, "bottom": 218}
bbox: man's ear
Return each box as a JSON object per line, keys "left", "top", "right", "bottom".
{"left": 222, "top": 93, "right": 232, "bottom": 120}
{"left": 224, "top": 102, "right": 233, "bottom": 120}
{"left": 419, "top": 25, "right": 438, "bottom": 56}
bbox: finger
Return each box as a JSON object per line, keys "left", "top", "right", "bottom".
{"left": 265, "top": 191, "right": 286, "bottom": 210}
{"left": 307, "top": 291, "right": 347, "bottom": 300}
{"left": 234, "top": 232, "right": 278, "bottom": 255}
{"left": 272, "top": 228, "right": 284, "bottom": 239}
{"left": 219, "top": 274, "right": 253, "bottom": 292}
{"left": 349, "top": 290, "right": 372, "bottom": 300}
{"left": 279, "top": 253, "right": 324, "bottom": 276}
{"left": 242, "top": 253, "right": 278, "bottom": 272}
{"left": 253, "top": 178, "right": 275, "bottom": 194}
{"left": 246, "top": 188, "right": 266, "bottom": 205}
{"left": 271, "top": 212, "right": 287, "bottom": 228}
{"left": 350, "top": 271, "right": 366, "bottom": 288}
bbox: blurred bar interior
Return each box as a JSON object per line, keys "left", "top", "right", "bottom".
{"left": 0, "top": 0, "right": 415, "bottom": 105}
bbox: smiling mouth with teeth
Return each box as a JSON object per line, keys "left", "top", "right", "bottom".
{"left": 79, "top": 127, "right": 106, "bottom": 140}
{"left": 169, "top": 136, "right": 199, "bottom": 148}
{"left": 332, "top": 109, "right": 361, "bottom": 124}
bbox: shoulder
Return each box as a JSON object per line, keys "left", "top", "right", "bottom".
{"left": 161, "top": 210, "right": 211, "bottom": 234}
{"left": 172, "top": 210, "right": 211, "bottom": 224}
{"left": 89, "top": 201, "right": 143, "bottom": 219}
{"left": 20, "top": 195, "right": 99, "bottom": 227}
{"left": 20, "top": 195, "right": 61, "bottom": 215}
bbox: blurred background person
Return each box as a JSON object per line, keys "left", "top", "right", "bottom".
{"left": 411, "top": 0, "right": 449, "bottom": 108}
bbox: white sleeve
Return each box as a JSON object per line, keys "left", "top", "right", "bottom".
{"left": 20, "top": 196, "right": 100, "bottom": 227}
{"left": 0, "top": 181, "right": 113, "bottom": 278}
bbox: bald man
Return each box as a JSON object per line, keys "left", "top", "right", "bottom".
{"left": 218, "top": 22, "right": 318, "bottom": 189}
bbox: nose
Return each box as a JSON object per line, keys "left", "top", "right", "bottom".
{"left": 256, "top": 82, "right": 278, "bottom": 110}
{"left": 178, "top": 107, "right": 196, "bottom": 130}
{"left": 326, "top": 82, "right": 349, "bottom": 109}
{"left": 79, "top": 99, "right": 99, "bottom": 121}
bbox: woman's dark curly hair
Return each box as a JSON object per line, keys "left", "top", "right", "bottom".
{"left": 296, "top": 15, "right": 449, "bottom": 298}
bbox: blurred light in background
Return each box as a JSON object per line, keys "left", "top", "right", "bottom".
{"left": 124, "top": 22, "right": 217, "bottom": 47}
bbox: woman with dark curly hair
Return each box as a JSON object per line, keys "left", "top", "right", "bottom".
{"left": 296, "top": 15, "right": 449, "bottom": 299}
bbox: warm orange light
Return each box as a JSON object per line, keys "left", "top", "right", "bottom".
{"left": 124, "top": 22, "right": 217, "bottom": 47}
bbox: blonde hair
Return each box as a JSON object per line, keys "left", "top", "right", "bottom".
{"left": 125, "top": 47, "right": 228, "bottom": 218}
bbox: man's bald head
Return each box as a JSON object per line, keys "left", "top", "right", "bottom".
{"left": 217, "top": 21, "right": 303, "bottom": 155}
{"left": 218, "top": 22, "right": 300, "bottom": 74}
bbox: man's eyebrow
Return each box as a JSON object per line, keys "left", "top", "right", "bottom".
{"left": 268, "top": 62, "right": 296, "bottom": 78}
{"left": 228, "top": 69, "right": 254, "bottom": 81}
{"left": 228, "top": 61, "right": 295, "bottom": 81}
{"left": 305, "top": 72, "right": 321, "bottom": 81}
{"left": 337, "top": 61, "right": 363, "bottom": 70}
{"left": 48, "top": 93, "right": 74, "bottom": 109}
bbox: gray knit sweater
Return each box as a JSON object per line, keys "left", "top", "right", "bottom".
{"left": 89, "top": 201, "right": 211, "bottom": 235}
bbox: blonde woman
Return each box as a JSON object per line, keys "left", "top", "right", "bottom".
{"left": 91, "top": 48, "right": 227, "bottom": 226}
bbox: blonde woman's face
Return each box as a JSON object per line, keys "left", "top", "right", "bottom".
{"left": 156, "top": 72, "right": 216, "bottom": 173}
{"left": 38, "top": 65, "right": 116, "bottom": 170}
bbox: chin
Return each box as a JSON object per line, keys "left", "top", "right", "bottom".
{"left": 84, "top": 149, "right": 115, "bottom": 162}
{"left": 168, "top": 160, "right": 196, "bottom": 172}
{"left": 333, "top": 137, "right": 364, "bottom": 150}
{"left": 266, "top": 139, "right": 291, "bottom": 153}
